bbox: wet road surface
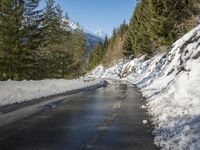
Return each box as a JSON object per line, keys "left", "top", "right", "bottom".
{"left": 0, "top": 81, "right": 158, "bottom": 150}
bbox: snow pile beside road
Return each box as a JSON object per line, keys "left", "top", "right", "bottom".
{"left": 87, "top": 65, "right": 105, "bottom": 78}
{"left": 89, "top": 25, "right": 200, "bottom": 150}
{"left": 0, "top": 79, "right": 101, "bottom": 106}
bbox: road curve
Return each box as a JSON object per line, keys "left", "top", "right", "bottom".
{"left": 0, "top": 81, "right": 158, "bottom": 150}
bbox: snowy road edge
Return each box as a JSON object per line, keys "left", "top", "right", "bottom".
{"left": 0, "top": 80, "right": 105, "bottom": 128}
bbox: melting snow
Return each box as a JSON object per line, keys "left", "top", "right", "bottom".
{"left": 89, "top": 25, "right": 200, "bottom": 150}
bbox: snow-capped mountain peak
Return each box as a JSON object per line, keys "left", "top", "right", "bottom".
{"left": 62, "top": 17, "right": 106, "bottom": 39}
{"left": 94, "top": 29, "right": 107, "bottom": 39}
{"left": 62, "top": 18, "right": 81, "bottom": 30}
{"left": 62, "top": 17, "right": 103, "bottom": 53}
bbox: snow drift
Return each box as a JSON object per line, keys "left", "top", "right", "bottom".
{"left": 0, "top": 79, "right": 101, "bottom": 107}
{"left": 88, "top": 25, "right": 200, "bottom": 150}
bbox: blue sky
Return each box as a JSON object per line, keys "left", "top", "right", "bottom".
{"left": 40, "top": 0, "right": 136, "bottom": 36}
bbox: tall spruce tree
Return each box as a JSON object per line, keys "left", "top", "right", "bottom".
{"left": 0, "top": 0, "right": 24, "bottom": 80}
{"left": 20, "top": 0, "right": 43, "bottom": 80}
{"left": 42, "top": 0, "right": 76, "bottom": 78}
{"left": 69, "top": 31, "right": 86, "bottom": 77}
{"left": 42, "top": 0, "right": 62, "bottom": 78}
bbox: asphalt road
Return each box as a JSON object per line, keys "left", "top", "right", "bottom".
{"left": 0, "top": 81, "right": 158, "bottom": 150}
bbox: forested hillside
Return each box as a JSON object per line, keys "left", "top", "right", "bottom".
{"left": 88, "top": 0, "right": 200, "bottom": 69}
{"left": 124, "top": 0, "right": 200, "bottom": 57}
{"left": 0, "top": 0, "right": 86, "bottom": 80}
{"left": 87, "top": 22, "right": 128, "bottom": 69}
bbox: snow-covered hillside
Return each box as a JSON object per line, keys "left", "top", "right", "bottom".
{"left": 0, "top": 79, "right": 101, "bottom": 107}
{"left": 88, "top": 25, "right": 200, "bottom": 150}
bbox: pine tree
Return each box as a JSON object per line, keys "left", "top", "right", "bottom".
{"left": 65, "top": 12, "right": 69, "bottom": 20}
{"left": 72, "top": 31, "right": 86, "bottom": 77}
{"left": 42, "top": 0, "right": 63, "bottom": 78}
{"left": 123, "top": 37, "right": 134, "bottom": 57}
{"left": 42, "top": 0, "right": 81, "bottom": 78}
{"left": 0, "top": 0, "right": 24, "bottom": 80}
{"left": 112, "top": 28, "right": 117, "bottom": 38}
{"left": 20, "top": 0, "right": 44, "bottom": 80}
{"left": 104, "top": 35, "right": 109, "bottom": 49}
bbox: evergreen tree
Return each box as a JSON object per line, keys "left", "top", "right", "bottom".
{"left": 65, "top": 12, "right": 69, "bottom": 20}
{"left": 20, "top": 0, "right": 44, "bottom": 80}
{"left": 73, "top": 32, "right": 86, "bottom": 77}
{"left": 41, "top": 0, "right": 86, "bottom": 78}
{"left": 0, "top": 0, "right": 24, "bottom": 80}
{"left": 112, "top": 28, "right": 117, "bottom": 38}
{"left": 42, "top": 0, "right": 65, "bottom": 78}
{"left": 104, "top": 35, "right": 109, "bottom": 49}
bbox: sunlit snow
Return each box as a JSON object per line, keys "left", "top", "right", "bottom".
{"left": 88, "top": 25, "right": 200, "bottom": 150}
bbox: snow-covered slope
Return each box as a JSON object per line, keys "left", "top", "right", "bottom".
{"left": 88, "top": 25, "right": 200, "bottom": 150}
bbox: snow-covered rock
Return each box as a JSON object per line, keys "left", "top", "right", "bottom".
{"left": 89, "top": 25, "right": 200, "bottom": 150}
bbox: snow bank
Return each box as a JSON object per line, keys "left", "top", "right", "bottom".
{"left": 0, "top": 79, "right": 101, "bottom": 106}
{"left": 89, "top": 25, "right": 200, "bottom": 150}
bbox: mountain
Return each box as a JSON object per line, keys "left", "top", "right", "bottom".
{"left": 94, "top": 29, "right": 107, "bottom": 39}
{"left": 62, "top": 17, "right": 104, "bottom": 53}
{"left": 84, "top": 32, "right": 103, "bottom": 53}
